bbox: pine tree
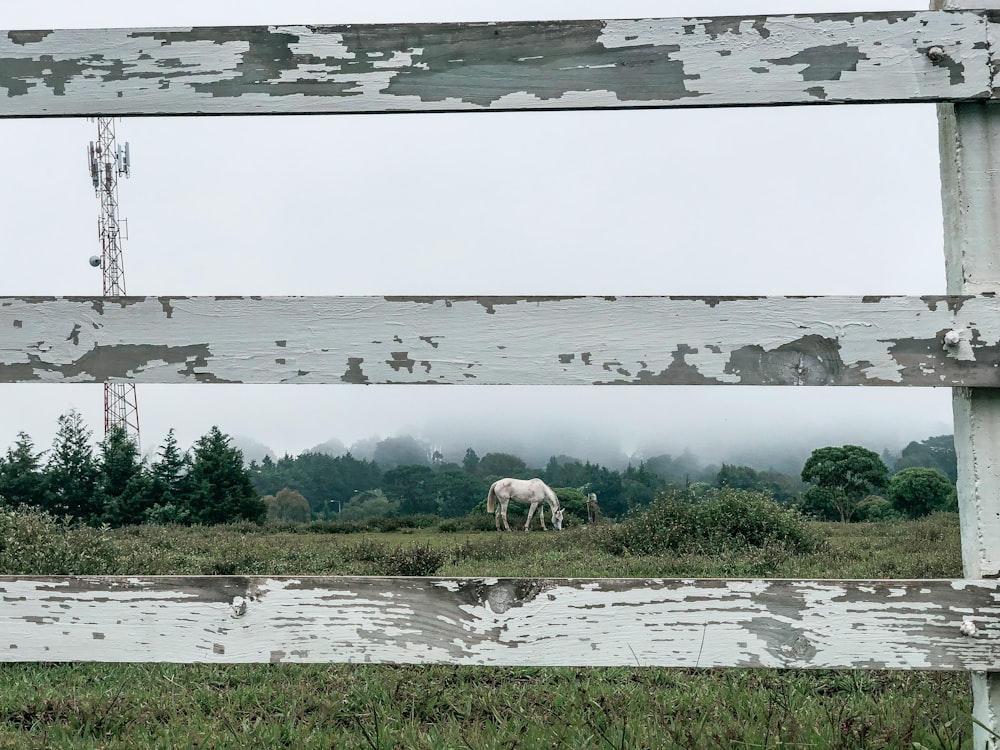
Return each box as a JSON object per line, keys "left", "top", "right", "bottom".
{"left": 46, "top": 410, "right": 102, "bottom": 523}
{"left": 187, "top": 426, "right": 265, "bottom": 525}
{"left": 148, "top": 429, "right": 192, "bottom": 518}
{"left": 0, "top": 431, "right": 48, "bottom": 508}
{"left": 462, "top": 447, "right": 480, "bottom": 473}
{"left": 98, "top": 426, "right": 151, "bottom": 526}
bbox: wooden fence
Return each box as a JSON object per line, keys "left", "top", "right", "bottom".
{"left": 2, "top": 3, "right": 1000, "bottom": 745}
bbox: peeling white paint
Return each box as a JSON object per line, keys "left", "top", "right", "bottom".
{"left": 1, "top": 295, "right": 997, "bottom": 387}
{"left": 1, "top": 576, "right": 997, "bottom": 668}
{"left": 0, "top": 11, "right": 993, "bottom": 117}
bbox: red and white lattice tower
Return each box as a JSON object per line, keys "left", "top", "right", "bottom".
{"left": 87, "top": 117, "right": 140, "bottom": 444}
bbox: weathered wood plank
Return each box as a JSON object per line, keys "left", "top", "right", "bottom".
{"left": 1, "top": 295, "right": 999, "bottom": 387}
{"left": 0, "top": 12, "right": 992, "bottom": 117}
{"left": 1, "top": 576, "right": 996, "bottom": 669}
{"left": 937, "top": 1, "right": 1000, "bottom": 736}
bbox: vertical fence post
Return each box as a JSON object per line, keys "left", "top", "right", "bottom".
{"left": 936, "top": 3, "right": 1000, "bottom": 745}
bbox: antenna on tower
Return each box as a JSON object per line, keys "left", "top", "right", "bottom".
{"left": 88, "top": 117, "right": 140, "bottom": 446}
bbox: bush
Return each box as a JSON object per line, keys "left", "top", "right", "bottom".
{"left": 305, "top": 519, "right": 365, "bottom": 534}
{"left": 698, "top": 488, "right": 825, "bottom": 552}
{"left": 379, "top": 543, "right": 446, "bottom": 576}
{"left": 363, "top": 516, "right": 401, "bottom": 533}
{"left": 855, "top": 496, "right": 901, "bottom": 522}
{"left": 451, "top": 534, "right": 522, "bottom": 564}
{"left": 144, "top": 502, "right": 191, "bottom": 526}
{"left": 396, "top": 514, "right": 441, "bottom": 529}
{"left": 592, "top": 489, "right": 825, "bottom": 557}
{"left": 342, "top": 538, "right": 445, "bottom": 575}
{"left": 0, "top": 505, "right": 119, "bottom": 574}
{"left": 438, "top": 513, "right": 498, "bottom": 533}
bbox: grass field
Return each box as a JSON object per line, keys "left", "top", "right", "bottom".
{"left": 0, "top": 511, "right": 978, "bottom": 748}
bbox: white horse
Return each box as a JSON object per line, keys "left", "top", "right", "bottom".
{"left": 486, "top": 477, "right": 564, "bottom": 532}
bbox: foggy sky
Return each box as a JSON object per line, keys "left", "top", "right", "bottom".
{"left": 1, "top": 0, "right": 954, "bottom": 467}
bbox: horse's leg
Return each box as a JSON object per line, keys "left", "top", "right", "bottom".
{"left": 501, "top": 500, "right": 512, "bottom": 532}
{"left": 538, "top": 503, "right": 548, "bottom": 531}
{"left": 523, "top": 502, "right": 535, "bottom": 531}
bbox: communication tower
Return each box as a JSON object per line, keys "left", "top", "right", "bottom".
{"left": 87, "top": 117, "right": 140, "bottom": 444}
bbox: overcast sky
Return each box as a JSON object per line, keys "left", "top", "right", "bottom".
{"left": 1, "top": 0, "right": 954, "bottom": 467}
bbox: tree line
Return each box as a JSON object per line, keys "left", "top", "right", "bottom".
{"left": 0, "top": 410, "right": 959, "bottom": 526}
{"left": 252, "top": 435, "right": 958, "bottom": 524}
{"left": 0, "top": 410, "right": 264, "bottom": 526}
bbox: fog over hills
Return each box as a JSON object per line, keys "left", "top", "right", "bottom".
{"left": 231, "top": 404, "right": 951, "bottom": 477}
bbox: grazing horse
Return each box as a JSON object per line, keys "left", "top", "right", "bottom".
{"left": 486, "top": 477, "right": 564, "bottom": 532}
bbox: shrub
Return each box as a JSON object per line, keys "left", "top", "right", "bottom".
{"left": 434, "top": 514, "right": 499, "bottom": 533}
{"left": 590, "top": 492, "right": 694, "bottom": 556}
{"left": 306, "top": 519, "right": 364, "bottom": 534}
{"left": 592, "top": 489, "right": 825, "bottom": 557}
{"left": 379, "top": 543, "right": 446, "bottom": 576}
{"left": 451, "top": 534, "right": 522, "bottom": 564}
{"left": 396, "top": 514, "right": 441, "bottom": 529}
{"left": 144, "top": 502, "right": 191, "bottom": 526}
{"left": 364, "top": 516, "right": 401, "bottom": 533}
{"left": 855, "top": 496, "right": 901, "bottom": 522}
{"left": 0, "top": 505, "right": 119, "bottom": 574}
{"left": 342, "top": 538, "right": 445, "bottom": 575}
{"left": 697, "top": 488, "right": 825, "bottom": 552}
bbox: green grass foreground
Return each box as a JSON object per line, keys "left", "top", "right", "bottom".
{"left": 0, "top": 513, "right": 976, "bottom": 748}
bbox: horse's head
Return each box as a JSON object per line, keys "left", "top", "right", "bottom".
{"left": 552, "top": 507, "right": 564, "bottom": 531}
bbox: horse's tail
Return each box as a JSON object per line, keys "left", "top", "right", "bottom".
{"left": 486, "top": 483, "right": 497, "bottom": 513}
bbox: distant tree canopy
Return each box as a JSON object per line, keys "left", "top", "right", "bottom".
{"left": 716, "top": 464, "right": 761, "bottom": 491}
{"left": 373, "top": 436, "right": 432, "bottom": 469}
{"left": 476, "top": 452, "right": 528, "bottom": 478}
{"left": 887, "top": 467, "right": 956, "bottom": 518}
{"left": 800, "top": 445, "right": 889, "bottom": 523}
{"left": 249, "top": 452, "right": 381, "bottom": 517}
{"left": 264, "top": 488, "right": 311, "bottom": 523}
{"left": 893, "top": 434, "right": 957, "bottom": 483}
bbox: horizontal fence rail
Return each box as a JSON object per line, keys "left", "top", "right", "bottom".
{"left": 1, "top": 11, "right": 996, "bottom": 117}
{"left": 2, "top": 295, "right": 999, "bottom": 386}
{"left": 3, "top": 576, "right": 998, "bottom": 669}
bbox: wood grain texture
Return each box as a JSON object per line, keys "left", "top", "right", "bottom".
{"left": 2, "top": 295, "right": 999, "bottom": 387}
{"left": 2, "top": 576, "right": 997, "bottom": 668}
{"left": 936, "top": 9, "right": 1000, "bottom": 735}
{"left": 0, "top": 12, "right": 991, "bottom": 117}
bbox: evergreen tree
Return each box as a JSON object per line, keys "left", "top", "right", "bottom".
{"left": 98, "top": 426, "right": 151, "bottom": 527}
{"left": 0, "top": 432, "right": 47, "bottom": 508}
{"left": 462, "top": 448, "right": 480, "bottom": 473}
{"left": 249, "top": 454, "right": 283, "bottom": 496}
{"left": 383, "top": 464, "right": 437, "bottom": 515}
{"left": 187, "top": 426, "right": 265, "bottom": 525}
{"left": 430, "top": 470, "right": 482, "bottom": 517}
{"left": 145, "top": 429, "right": 193, "bottom": 524}
{"left": 476, "top": 452, "right": 527, "bottom": 478}
{"left": 46, "top": 410, "right": 102, "bottom": 523}
{"left": 716, "top": 464, "right": 761, "bottom": 491}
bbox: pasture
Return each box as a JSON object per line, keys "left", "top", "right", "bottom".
{"left": 0, "top": 511, "right": 973, "bottom": 748}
